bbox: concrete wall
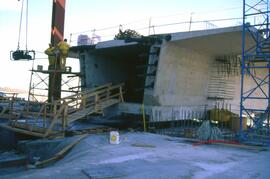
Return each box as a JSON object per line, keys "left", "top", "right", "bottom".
{"left": 206, "top": 57, "right": 268, "bottom": 115}
{"left": 75, "top": 30, "right": 267, "bottom": 121}
{"left": 153, "top": 41, "right": 211, "bottom": 106}
{"left": 147, "top": 40, "right": 267, "bottom": 120}
{"left": 80, "top": 45, "right": 149, "bottom": 103}
{"left": 151, "top": 29, "right": 265, "bottom": 116}
{"left": 83, "top": 52, "right": 130, "bottom": 88}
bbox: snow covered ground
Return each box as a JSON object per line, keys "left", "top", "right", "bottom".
{"left": 1, "top": 132, "right": 270, "bottom": 179}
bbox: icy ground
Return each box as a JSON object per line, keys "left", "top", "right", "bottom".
{"left": 1, "top": 132, "right": 270, "bottom": 179}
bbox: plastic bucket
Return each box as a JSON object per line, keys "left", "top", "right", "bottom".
{"left": 110, "top": 131, "right": 120, "bottom": 144}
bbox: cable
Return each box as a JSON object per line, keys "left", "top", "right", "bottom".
{"left": 70, "top": 6, "right": 243, "bottom": 36}
{"left": 17, "top": 0, "right": 25, "bottom": 50}
{"left": 150, "top": 6, "right": 242, "bottom": 20}
{"left": 68, "top": 15, "right": 243, "bottom": 46}
{"left": 27, "top": 58, "right": 35, "bottom": 102}
{"left": 71, "top": 24, "right": 120, "bottom": 35}
{"left": 16, "top": 0, "right": 30, "bottom": 51}
{"left": 25, "top": 0, "right": 28, "bottom": 50}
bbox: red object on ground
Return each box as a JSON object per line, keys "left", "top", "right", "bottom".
{"left": 193, "top": 140, "right": 242, "bottom": 146}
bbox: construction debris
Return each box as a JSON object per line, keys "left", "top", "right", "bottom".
{"left": 193, "top": 140, "right": 268, "bottom": 152}
{"left": 131, "top": 143, "right": 156, "bottom": 148}
{"left": 81, "top": 166, "right": 127, "bottom": 179}
{"left": 197, "top": 120, "right": 223, "bottom": 140}
{"left": 15, "top": 134, "right": 89, "bottom": 169}
{"left": 33, "top": 134, "right": 88, "bottom": 168}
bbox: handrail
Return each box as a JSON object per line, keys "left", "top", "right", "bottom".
{"left": 45, "top": 83, "right": 124, "bottom": 136}
{"left": 10, "top": 83, "right": 124, "bottom": 137}
{"left": 54, "top": 83, "right": 113, "bottom": 104}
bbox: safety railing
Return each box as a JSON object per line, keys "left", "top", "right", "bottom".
{"left": 9, "top": 83, "right": 124, "bottom": 137}
{"left": 0, "top": 92, "right": 24, "bottom": 120}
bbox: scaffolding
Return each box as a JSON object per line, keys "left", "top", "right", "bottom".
{"left": 28, "top": 65, "right": 81, "bottom": 103}
{"left": 241, "top": 0, "right": 270, "bottom": 139}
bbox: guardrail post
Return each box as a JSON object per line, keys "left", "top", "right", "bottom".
{"left": 82, "top": 95, "right": 86, "bottom": 109}
{"left": 106, "top": 87, "right": 110, "bottom": 100}
{"left": 119, "top": 86, "right": 124, "bottom": 102}
{"left": 9, "top": 94, "right": 14, "bottom": 121}
{"left": 53, "top": 102, "right": 57, "bottom": 119}
{"left": 94, "top": 94, "right": 99, "bottom": 112}
{"left": 43, "top": 104, "right": 47, "bottom": 128}
{"left": 62, "top": 102, "right": 68, "bottom": 136}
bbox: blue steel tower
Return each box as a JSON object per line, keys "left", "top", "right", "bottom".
{"left": 241, "top": 0, "right": 270, "bottom": 140}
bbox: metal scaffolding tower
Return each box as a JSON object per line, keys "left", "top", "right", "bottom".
{"left": 28, "top": 65, "right": 81, "bottom": 103}
{"left": 241, "top": 0, "right": 270, "bottom": 139}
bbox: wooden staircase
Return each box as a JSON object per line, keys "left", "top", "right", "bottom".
{"left": 2, "top": 83, "right": 124, "bottom": 138}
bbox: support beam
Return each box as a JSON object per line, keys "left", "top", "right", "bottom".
{"left": 48, "top": 0, "right": 66, "bottom": 102}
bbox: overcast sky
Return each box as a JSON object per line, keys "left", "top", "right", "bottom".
{"left": 0, "top": 0, "right": 242, "bottom": 91}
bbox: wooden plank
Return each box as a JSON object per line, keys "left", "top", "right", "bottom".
{"left": 119, "top": 86, "right": 124, "bottom": 102}
{"left": 56, "top": 83, "right": 123, "bottom": 109}
{"left": 55, "top": 83, "right": 112, "bottom": 103}
{"left": 44, "top": 104, "right": 66, "bottom": 137}
{"left": 131, "top": 143, "right": 156, "bottom": 148}
{"left": 34, "top": 134, "right": 88, "bottom": 168}
{"left": 81, "top": 168, "right": 127, "bottom": 179}
{"left": 0, "top": 124, "right": 45, "bottom": 137}
{"left": 0, "top": 158, "right": 27, "bottom": 168}
{"left": 67, "top": 107, "right": 95, "bottom": 124}
{"left": 11, "top": 123, "right": 48, "bottom": 133}
{"left": 0, "top": 155, "right": 27, "bottom": 168}
{"left": 100, "top": 99, "right": 119, "bottom": 108}
{"left": 0, "top": 113, "right": 20, "bottom": 120}
{"left": 66, "top": 99, "right": 119, "bottom": 124}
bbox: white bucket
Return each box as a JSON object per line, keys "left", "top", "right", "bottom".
{"left": 110, "top": 131, "right": 120, "bottom": 144}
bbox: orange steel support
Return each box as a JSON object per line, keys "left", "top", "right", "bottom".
{"left": 48, "top": 0, "right": 66, "bottom": 102}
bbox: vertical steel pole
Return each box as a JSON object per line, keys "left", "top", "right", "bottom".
{"left": 267, "top": 0, "right": 270, "bottom": 133}
{"left": 240, "top": 0, "right": 246, "bottom": 140}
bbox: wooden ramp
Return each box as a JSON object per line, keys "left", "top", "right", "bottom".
{"left": 4, "top": 83, "right": 124, "bottom": 138}
{"left": 67, "top": 98, "right": 119, "bottom": 124}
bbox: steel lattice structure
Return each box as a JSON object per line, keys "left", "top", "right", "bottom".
{"left": 240, "top": 0, "right": 270, "bottom": 139}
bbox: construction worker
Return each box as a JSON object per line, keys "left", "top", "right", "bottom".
{"left": 57, "top": 38, "right": 70, "bottom": 70}
{"left": 44, "top": 43, "right": 56, "bottom": 67}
